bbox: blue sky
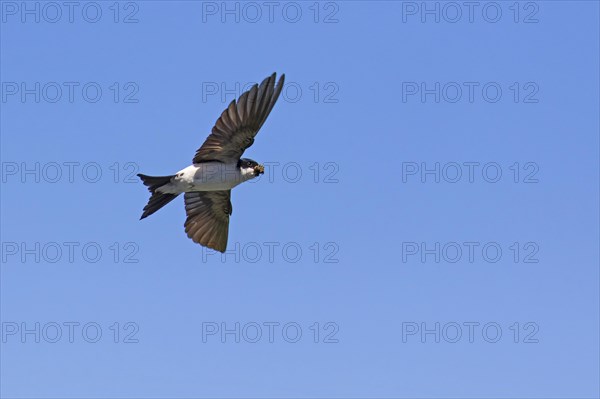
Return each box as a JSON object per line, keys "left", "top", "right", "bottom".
{"left": 1, "top": 1, "right": 599, "bottom": 398}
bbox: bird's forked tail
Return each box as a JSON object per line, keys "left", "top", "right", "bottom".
{"left": 138, "top": 174, "right": 179, "bottom": 219}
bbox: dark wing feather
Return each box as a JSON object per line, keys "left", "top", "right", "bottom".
{"left": 192, "top": 73, "right": 285, "bottom": 164}
{"left": 183, "top": 190, "right": 232, "bottom": 253}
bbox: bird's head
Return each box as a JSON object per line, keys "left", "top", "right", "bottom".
{"left": 238, "top": 158, "right": 264, "bottom": 179}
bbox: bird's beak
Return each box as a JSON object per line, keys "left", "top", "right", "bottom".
{"left": 254, "top": 164, "right": 265, "bottom": 176}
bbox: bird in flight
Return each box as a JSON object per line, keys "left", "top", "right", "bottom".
{"left": 137, "top": 73, "right": 285, "bottom": 252}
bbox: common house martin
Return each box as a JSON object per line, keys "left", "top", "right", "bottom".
{"left": 138, "top": 73, "right": 285, "bottom": 252}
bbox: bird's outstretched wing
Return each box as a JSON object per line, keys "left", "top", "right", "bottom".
{"left": 192, "top": 73, "right": 285, "bottom": 164}
{"left": 183, "top": 190, "right": 232, "bottom": 252}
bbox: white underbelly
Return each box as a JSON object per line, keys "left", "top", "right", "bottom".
{"left": 179, "top": 163, "right": 244, "bottom": 192}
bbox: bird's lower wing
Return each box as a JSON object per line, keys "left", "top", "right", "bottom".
{"left": 184, "top": 190, "right": 232, "bottom": 252}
